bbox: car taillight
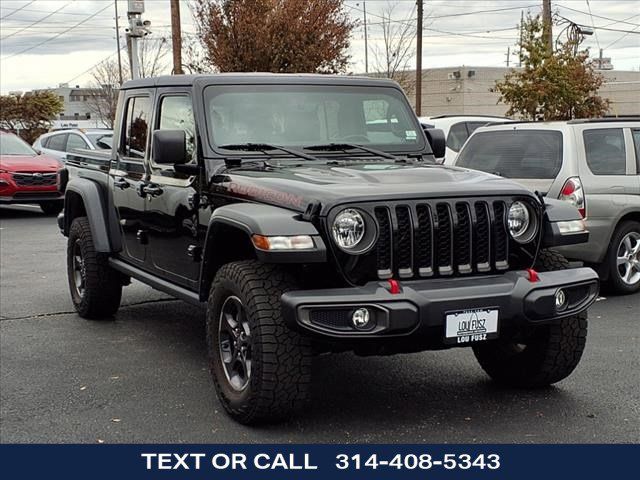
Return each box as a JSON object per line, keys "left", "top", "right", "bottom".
{"left": 559, "top": 177, "right": 586, "bottom": 218}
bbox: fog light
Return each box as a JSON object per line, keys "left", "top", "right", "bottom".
{"left": 352, "top": 308, "right": 371, "bottom": 329}
{"left": 555, "top": 289, "right": 568, "bottom": 311}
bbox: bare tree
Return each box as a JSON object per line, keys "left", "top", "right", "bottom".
{"left": 371, "top": 2, "right": 416, "bottom": 95}
{"left": 86, "top": 58, "right": 122, "bottom": 128}
{"left": 138, "top": 36, "right": 170, "bottom": 77}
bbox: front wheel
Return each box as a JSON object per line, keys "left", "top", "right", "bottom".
{"left": 472, "top": 250, "right": 588, "bottom": 388}
{"left": 207, "top": 260, "right": 312, "bottom": 424}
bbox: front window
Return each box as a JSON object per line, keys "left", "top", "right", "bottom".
{"left": 204, "top": 85, "right": 424, "bottom": 153}
{"left": 457, "top": 130, "right": 563, "bottom": 179}
{"left": 0, "top": 134, "right": 37, "bottom": 156}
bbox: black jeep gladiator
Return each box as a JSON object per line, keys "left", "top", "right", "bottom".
{"left": 58, "top": 74, "right": 599, "bottom": 424}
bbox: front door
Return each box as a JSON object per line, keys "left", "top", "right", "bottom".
{"left": 143, "top": 91, "right": 204, "bottom": 289}
{"left": 111, "top": 92, "right": 153, "bottom": 265}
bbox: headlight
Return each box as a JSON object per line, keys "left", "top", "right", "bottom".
{"left": 508, "top": 201, "right": 537, "bottom": 243}
{"left": 332, "top": 208, "right": 366, "bottom": 250}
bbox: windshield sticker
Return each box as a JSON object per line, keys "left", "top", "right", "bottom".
{"left": 405, "top": 130, "right": 417, "bottom": 140}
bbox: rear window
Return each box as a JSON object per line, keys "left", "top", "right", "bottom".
{"left": 583, "top": 128, "right": 626, "bottom": 175}
{"left": 46, "top": 133, "right": 67, "bottom": 152}
{"left": 456, "top": 130, "right": 563, "bottom": 179}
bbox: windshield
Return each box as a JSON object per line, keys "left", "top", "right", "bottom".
{"left": 204, "top": 85, "right": 425, "bottom": 154}
{"left": 0, "top": 134, "right": 37, "bottom": 156}
{"left": 86, "top": 133, "right": 113, "bottom": 150}
{"left": 456, "top": 130, "right": 563, "bottom": 179}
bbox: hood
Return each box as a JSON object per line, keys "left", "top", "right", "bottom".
{"left": 209, "top": 161, "right": 535, "bottom": 214}
{"left": 0, "top": 154, "right": 61, "bottom": 172}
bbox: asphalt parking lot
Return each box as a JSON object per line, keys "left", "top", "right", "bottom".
{"left": 1, "top": 204, "right": 638, "bottom": 444}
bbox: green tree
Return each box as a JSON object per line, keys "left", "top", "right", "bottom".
{"left": 192, "top": 0, "right": 355, "bottom": 73}
{"left": 494, "top": 14, "right": 609, "bottom": 120}
{"left": 0, "top": 91, "right": 63, "bottom": 143}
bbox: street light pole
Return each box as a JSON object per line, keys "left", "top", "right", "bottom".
{"left": 363, "top": 1, "right": 368, "bottom": 73}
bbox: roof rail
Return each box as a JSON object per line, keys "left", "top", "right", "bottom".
{"left": 428, "top": 114, "right": 511, "bottom": 120}
{"left": 567, "top": 117, "right": 640, "bottom": 124}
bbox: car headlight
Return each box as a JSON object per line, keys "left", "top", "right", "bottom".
{"left": 508, "top": 201, "right": 537, "bottom": 243}
{"left": 332, "top": 208, "right": 366, "bottom": 250}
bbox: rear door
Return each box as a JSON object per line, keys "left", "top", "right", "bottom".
{"left": 111, "top": 91, "right": 153, "bottom": 265}
{"left": 42, "top": 133, "right": 68, "bottom": 162}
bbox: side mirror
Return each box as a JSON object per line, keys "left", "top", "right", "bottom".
{"left": 421, "top": 125, "right": 446, "bottom": 159}
{"left": 152, "top": 129, "right": 187, "bottom": 165}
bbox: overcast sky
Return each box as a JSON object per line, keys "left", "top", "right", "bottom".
{"left": 0, "top": 0, "right": 638, "bottom": 93}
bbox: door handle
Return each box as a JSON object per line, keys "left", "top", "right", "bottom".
{"left": 140, "top": 183, "right": 163, "bottom": 197}
{"left": 114, "top": 177, "right": 130, "bottom": 190}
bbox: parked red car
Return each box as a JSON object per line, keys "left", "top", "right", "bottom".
{"left": 0, "top": 131, "right": 64, "bottom": 214}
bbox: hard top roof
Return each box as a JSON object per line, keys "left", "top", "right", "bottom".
{"left": 121, "top": 73, "right": 400, "bottom": 90}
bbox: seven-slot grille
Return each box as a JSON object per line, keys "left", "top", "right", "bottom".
{"left": 11, "top": 172, "right": 57, "bottom": 187}
{"left": 372, "top": 199, "right": 513, "bottom": 280}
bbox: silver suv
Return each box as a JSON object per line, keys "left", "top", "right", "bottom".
{"left": 455, "top": 119, "right": 640, "bottom": 294}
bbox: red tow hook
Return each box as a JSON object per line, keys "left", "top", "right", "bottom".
{"left": 387, "top": 279, "right": 401, "bottom": 294}
{"left": 526, "top": 268, "right": 540, "bottom": 282}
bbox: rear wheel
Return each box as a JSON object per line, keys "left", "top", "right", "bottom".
{"left": 207, "top": 260, "right": 312, "bottom": 424}
{"left": 40, "top": 201, "right": 63, "bottom": 215}
{"left": 472, "top": 250, "right": 588, "bottom": 388}
{"left": 67, "top": 217, "right": 122, "bottom": 319}
{"left": 606, "top": 221, "right": 640, "bottom": 294}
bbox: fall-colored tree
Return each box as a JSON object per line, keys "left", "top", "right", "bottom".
{"left": 494, "top": 14, "right": 609, "bottom": 120}
{"left": 192, "top": 0, "right": 355, "bottom": 73}
{"left": 371, "top": 2, "right": 416, "bottom": 95}
{"left": 0, "top": 91, "right": 63, "bottom": 143}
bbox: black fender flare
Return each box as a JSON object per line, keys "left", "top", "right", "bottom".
{"left": 541, "top": 198, "right": 589, "bottom": 247}
{"left": 63, "top": 178, "right": 117, "bottom": 253}
{"left": 198, "top": 203, "right": 327, "bottom": 300}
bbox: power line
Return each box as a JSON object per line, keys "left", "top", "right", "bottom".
{"left": 2, "top": 3, "right": 113, "bottom": 60}
{"left": 585, "top": 0, "right": 601, "bottom": 50}
{"left": 0, "top": 1, "right": 36, "bottom": 20}
{"left": 558, "top": 4, "right": 640, "bottom": 27}
{"left": 604, "top": 24, "right": 640, "bottom": 50}
{"left": 65, "top": 46, "right": 128, "bottom": 85}
{"left": 1, "top": 1, "right": 75, "bottom": 41}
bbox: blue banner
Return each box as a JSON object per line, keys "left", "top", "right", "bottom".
{"left": 0, "top": 444, "right": 637, "bottom": 479}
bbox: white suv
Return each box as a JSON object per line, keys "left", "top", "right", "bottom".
{"left": 33, "top": 129, "right": 112, "bottom": 163}
{"left": 418, "top": 115, "right": 511, "bottom": 164}
{"left": 454, "top": 119, "right": 640, "bottom": 293}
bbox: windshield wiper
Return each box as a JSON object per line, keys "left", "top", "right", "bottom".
{"left": 218, "top": 143, "right": 320, "bottom": 162}
{"left": 303, "top": 142, "right": 402, "bottom": 161}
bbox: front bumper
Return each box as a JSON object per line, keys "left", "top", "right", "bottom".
{"left": 281, "top": 268, "right": 599, "bottom": 343}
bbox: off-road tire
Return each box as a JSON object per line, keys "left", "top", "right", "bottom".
{"left": 472, "top": 249, "right": 588, "bottom": 388}
{"left": 207, "top": 260, "right": 312, "bottom": 424}
{"left": 67, "top": 216, "right": 122, "bottom": 319}
{"left": 606, "top": 220, "right": 640, "bottom": 295}
{"left": 40, "top": 201, "right": 63, "bottom": 215}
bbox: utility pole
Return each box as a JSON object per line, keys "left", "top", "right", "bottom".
{"left": 505, "top": 46, "right": 510, "bottom": 67}
{"left": 363, "top": 1, "right": 368, "bottom": 73}
{"left": 114, "top": 0, "right": 123, "bottom": 84}
{"left": 415, "top": 0, "right": 423, "bottom": 116}
{"left": 126, "top": 0, "right": 150, "bottom": 80}
{"left": 518, "top": 10, "right": 524, "bottom": 67}
{"left": 542, "top": 0, "right": 553, "bottom": 53}
{"left": 170, "top": 0, "right": 183, "bottom": 74}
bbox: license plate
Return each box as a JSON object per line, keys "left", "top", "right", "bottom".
{"left": 444, "top": 308, "right": 499, "bottom": 344}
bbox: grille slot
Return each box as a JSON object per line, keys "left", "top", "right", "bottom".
{"left": 309, "top": 309, "right": 354, "bottom": 331}
{"left": 492, "top": 201, "right": 509, "bottom": 270}
{"left": 415, "top": 204, "right": 433, "bottom": 277}
{"left": 435, "top": 203, "right": 453, "bottom": 275}
{"left": 374, "top": 207, "right": 393, "bottom": 279}
{"left": 455, "top": 203, "right": 472, "bottom": 273}
{"left": 395, "top": 206, "right": 413, "bottom": 278}
{"left": 12, "top": 172, "right": 57, "bottom": 187}
{"left": 474, "top": 202, "right": 491, "bottom": 272}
